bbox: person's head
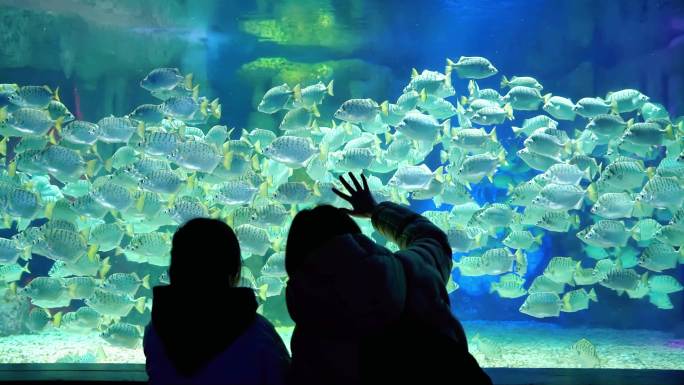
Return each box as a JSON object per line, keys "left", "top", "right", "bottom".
{"left": 285, "top": 205, "right": 361, "bottom": 275}
{"left": 169, "top": 218, "right": 241, "bottom": 288}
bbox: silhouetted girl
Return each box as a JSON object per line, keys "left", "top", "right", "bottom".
{"left": 285, "top": 173, "right": 491, "bottom": 385}
{"left": 144, "top": 218, "right": 290, "bottom": 385}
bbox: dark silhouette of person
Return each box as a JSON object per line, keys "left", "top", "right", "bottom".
{"left": 144, "top": 218, "right": 290, "bottom": 385}
{"left": 285, "top": 173, "right": 491, "bottom": 385}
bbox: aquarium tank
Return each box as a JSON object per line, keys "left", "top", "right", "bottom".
{"left": 0, "top": 0, "right": 682, "bottom": 371}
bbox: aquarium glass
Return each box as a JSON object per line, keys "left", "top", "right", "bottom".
{"left": 0, "top": 0, "right": 683, "bottom": 369}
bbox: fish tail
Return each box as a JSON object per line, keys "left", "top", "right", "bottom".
{"left": 135, "top": 297, "right": 147, "bottom": 314}
{"left": 500, "top": 75, "right": 509, "bottom": 89}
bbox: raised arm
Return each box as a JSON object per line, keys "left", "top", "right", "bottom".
{"left": 332, "top": 172, "right": 452, "bottom": 284}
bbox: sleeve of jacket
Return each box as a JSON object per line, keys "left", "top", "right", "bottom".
{"left": 371, "top": 201, "right": 452, "bottom": 283}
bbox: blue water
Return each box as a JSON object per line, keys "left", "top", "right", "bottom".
{"left": 0, "top": 0, "right": 683, "bottom": 364}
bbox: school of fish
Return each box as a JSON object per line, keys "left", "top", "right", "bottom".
{"left": 0, "top": 57, "right": 682, "bottom": 360}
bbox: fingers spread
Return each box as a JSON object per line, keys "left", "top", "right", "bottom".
{"left": 338, "top": 175, "right": 354, "bottom": 194}
{"left": 332, "top": 187, "right": 352, "bottom": 202}
{"left": 361, "top": 173, "right": 369, "bottom": 191}
{"left": 348, "top": 172, "right": 362, "bottom": 191}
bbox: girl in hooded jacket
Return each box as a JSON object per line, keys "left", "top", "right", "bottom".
{"left": 285, "top": 173, "right": 491, "bottom": 385}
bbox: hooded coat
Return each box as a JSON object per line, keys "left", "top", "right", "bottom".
{"left": 144, "top": 286, "right": 290, "bottom": 385}
{"left": 286, "top": 201, "right": 491, "bottom": 385}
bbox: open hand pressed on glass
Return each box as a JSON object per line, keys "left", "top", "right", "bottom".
{"left": 332, "top": 172, "right": 378, "bottom": 218}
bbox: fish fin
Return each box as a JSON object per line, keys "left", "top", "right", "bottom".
{"left": 258, "top": 284, "right": 268, "bottom": 301}
{"left": 489, "top": 127, "right": 498, "bottom": 143}
{"left": 497, "top": 148, "right": 507, "bottom": 165}
{"left": 571, "top": 215, "right": 580, "bottom": 229}
{"left": 191, "top": 85, "right": 200, "bottom": 100}
{"left": 316, "top": 141, "right": 329, "bottom": 163}
{"left": 467, "top": 79, "right": 477, "bottom": 97}
{"left": 220, "top": 151, "right": 234, "bottom": 171}
{"left": 292, "top": 84, "right": 302, "bottom": 102}
{"left": 616, "top": 289, "right": 624, "bottom": 297}
{"left": 258, "top": 182, "right": 269, "bottom": 198}
{"left": 135, "top": 193, "right": 147, "bottom": 213}
{"left": 500, "top": 76, "right": 509, "bottom": 89}
{"left": 22, "top": 246, "right": 31, "bottom": 261}
{"left": 7, "top": 160, "right": 16, "bottom": 177}
{"left": 211, "top": 98, "right": 222, "bottom": 119}
{"left": 199, "top": 98, "right": 209, "bottom": 118}
{"left": 54, "top": 117, "right": 63, "bottom": 134}
{"left": 310, "top": 103, "right": 320, "bottom": 118}
{"left": 419, "top": 88, "right": 427, "bottom": 103}
{"left": 589, "top": 288, "right": 598, "bottom": 302}
{"left": 514, "top": 249, "right": 525, "bottom": 263}
{"left": 586, "top": 183, "right": 598, "bottom": 203}
{"left": 187, "top": 173, "right": 197, "bottom": 191}
{"left": 662, "top": 124, "right": 676, "bottom": 141}
{"left": 440, "top": 150, "right": 449, "bottom": 164}
{"left": 326, "top": 80, "right": 334, "bottom": 96}
{"left": 135, "top": 297, "right": 146, "bottom": 314}
{"left": 0, "top": 106, "right": 8, "bottom": 125}
{"left": 434, "top": 165, "right": 444, "bottom": 183}
{"left": 67, "top": 283, "right": 78, "bottom": 298}
{"left": 645, "top": 167, "right": 655, "bottom": 179}
{"left": 48, "top": 130, "right": 60, "bottom": 145}
{"left": 85, "top": 159, "right": 98, "bottom": 177}
{"left": 142, "top": 274, "right": 150, "bottom": 289}
{"left": 80, "top": 227, "right": 91, "bottom": 242}
{"left": 411, "top": 68, "right": 419, "bottom": 78}
{"left": 253, "top": 140, "right": 262, "bottom": 154}
{"left": 251, "top": 154, "right": 261, "bottom": 171}
{"left": 209, "top": 207, "right": 221, "bottom": 220}
{"left": 380, "top": 101, "right": 389, "bottom": 116}
{"left": 489, "top": 283, "right": 497, "bottom": 294}
{"left": 52, "top": 311, "right": 63, "bottom": 327}
{"left": 562, "top": 293, "right": 571, "bottom": 309}
{"left": 0, "top": 137, "right": 7, "bottom": 156}
{"left": 271, "top": 237, "right": 283, "bottom": 253}
{"left": 434, "top": 195, "right": 443, "bottom": 209}
{"left": 43, "top": 201, "right": 55, "bottom": 220}
{"left": 87, "top": 244, "right": 99, "bottom": 262}
{"left": 184, "top": 73, "right": 194, "bottom": 90}
{"left": 610, "top": 100, "right": 619, "bottom": 114}
{"left": 8, "top": 281, "right": 17, "bottom": 295}
{"left": 543, "top": 93, "right": 552, "bottom": 105}
{"left": 136, "top": 121, "right": 145, "bottom": 139}
{"left": 503, "top": 103, "right": 514, "bottom": 120}
{"left": 1, "top": 215, "right": 11, "bottom": 229}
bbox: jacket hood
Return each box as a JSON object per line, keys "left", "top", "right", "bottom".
{"left": 151, "top": 285, "right": 257, "bottom": 377}
{"left": 286, "top": 233, "right": 406, "bottom": 336}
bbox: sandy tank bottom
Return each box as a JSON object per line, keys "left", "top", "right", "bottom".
{"left": 0, "top": 321, "right": 681, "bottom": 369}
